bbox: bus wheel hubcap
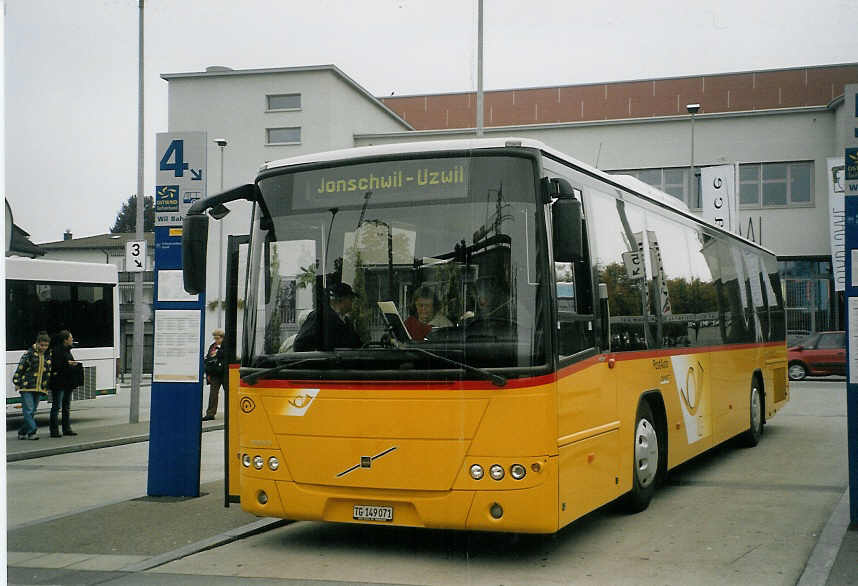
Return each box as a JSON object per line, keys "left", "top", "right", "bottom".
{"left": 634, "top": 418, "right": 658, "bottom": 488}
{"left": 751, "top": 387, "right": 761, "bottom": 432}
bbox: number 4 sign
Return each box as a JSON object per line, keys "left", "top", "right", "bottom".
{"left": 126, "top": 240, "right": 147, "bottom": 272}
{"left": 155, "top": 132, "right": 207, "bottom": 227}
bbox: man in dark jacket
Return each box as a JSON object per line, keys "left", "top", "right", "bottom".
{"left": 293, "top": 283, "right": 362, "bottom": 351}
{"left": 48, "top": 330, "right": 79, "bottom": 437}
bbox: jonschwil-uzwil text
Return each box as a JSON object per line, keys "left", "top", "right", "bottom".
{"left": 316, "top": 166, "right": 466, "bottom": 194}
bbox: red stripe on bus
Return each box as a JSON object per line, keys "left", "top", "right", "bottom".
{"left": 237, "top": 341, "right": 784, "bottom": 391}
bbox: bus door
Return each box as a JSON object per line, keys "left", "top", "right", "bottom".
{"left": 552, "top": 186, "right": 622, "bottom": 525}
{"left": 224, "top": 234, "right": 249, "bottom": 506}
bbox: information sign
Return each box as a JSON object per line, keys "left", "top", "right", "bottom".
{"left": 155, "top": 132, "right": 207, "bottom": 227}
{"left": 125, "top": 240, "right": 146, "bottom": 272}
{"left": 152, "top": 309, "right": 201, "bottom": 383}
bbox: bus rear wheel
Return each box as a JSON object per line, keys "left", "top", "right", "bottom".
{"left": 741, "top": 379, "right": 763, "bottom": 447}
{"left": 623, "top": 401, "right": 659, "bottom": 513}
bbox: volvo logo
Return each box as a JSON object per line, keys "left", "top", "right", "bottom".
{"left": 337, "top": 446, "right": 398, "bottom": 478}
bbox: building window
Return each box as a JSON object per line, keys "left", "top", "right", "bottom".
{"left": 266, "top": 127, "right": 302, "bottom": 145}
{"left": 740, "top": 162, "right": 813, "bottom": 208}
{"left": 610, "top": 167, "right": 697, "bottom": 208}
{"left": 267, "top": 93, "right": 301, "bottom": 111}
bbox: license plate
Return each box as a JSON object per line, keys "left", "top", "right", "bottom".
{"left": 353, "top": 505, "right": 393, "bottom": 522}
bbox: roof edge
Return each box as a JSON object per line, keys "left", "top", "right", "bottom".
{"left": 161, "top": 64, "right": 414, "bottom": 131}
{"left": 380, "top": 62, "right": 858, "bottom": 100}
{"left": 355, "top": 104, "right": 831, "bottom": 140}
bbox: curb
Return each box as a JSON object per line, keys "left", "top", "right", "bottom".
{"left": 6, "top": 423, "right": 225, "bottom": 462}
{"left": 797, "top": 489, "right": 851, "bottom": 586}
{"left": 120, "top": 518, "right": 290, "bottom": 572}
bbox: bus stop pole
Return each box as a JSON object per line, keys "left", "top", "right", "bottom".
{"left": 843, "top": 83, "right": 858, "bottom": 525}
{"left": 129, "top": 0, "right": 144, "bottom": 424}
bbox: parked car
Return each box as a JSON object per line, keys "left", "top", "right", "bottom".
{"left": 787, "top": 331, "right": 846, "bottom": 380}
{"left": 786, "top": 329, "right": 812, "bottom": 347}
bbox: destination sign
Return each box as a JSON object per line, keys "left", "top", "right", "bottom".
{"left": 287, "top": 158, "right": 470, "bottom": 210}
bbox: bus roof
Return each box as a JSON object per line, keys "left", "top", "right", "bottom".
{"left": 258, "top": 137, "right": 553, "bottom": 172}
{"left": 5, "top": 256, "right": 118, "bottom": 284}
{"left": 258, "top": 137, "right": 773, "bottom": 255}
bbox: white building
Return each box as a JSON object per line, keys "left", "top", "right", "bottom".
{"left": 162, "top": 62, "right": 857, "bottom": 337}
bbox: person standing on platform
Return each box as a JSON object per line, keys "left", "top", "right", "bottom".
{"left": 202, "top": 329, "right": 225, "bottom": 421}
{"left": 48, "top": 330, "right": 80, "bottom": 438}
{"left": 13, "top": 332, "right": 52, "bottom": 440}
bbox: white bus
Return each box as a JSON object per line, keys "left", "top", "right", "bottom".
{"left": 5, "top": 256, "right": 119, "bottom": 414}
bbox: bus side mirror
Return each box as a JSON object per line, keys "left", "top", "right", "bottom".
{"left": 182, "top": 214, "right": 209, "bottom": 294}
{"left": 181, "top": 183, "right": 259, "bottom": 295}
{"left": 552, "top": 198, "right": 583, "bottom": 263}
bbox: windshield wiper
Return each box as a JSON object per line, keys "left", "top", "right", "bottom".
{"left": 401, "top": 344, "right": 507, "bottom": 387}
{"left": 241, "top": 354, "right": 341, "bottom": 385}
{"left": 240, "top": 347, "right": 507, "bottom": 387}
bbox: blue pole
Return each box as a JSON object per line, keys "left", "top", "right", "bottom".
{"left": 844, "top": 83, "right": 858, "bottom": 525}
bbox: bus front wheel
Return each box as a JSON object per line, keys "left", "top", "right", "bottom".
{"left": 623, "top": 400, "right": 659, "bottom": 513}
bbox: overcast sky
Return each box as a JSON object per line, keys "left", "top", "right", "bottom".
{"left": 5, "top": 0, "right": 858, "bottom": 244}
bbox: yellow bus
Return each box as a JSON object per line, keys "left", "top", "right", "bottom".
{"left": 183, "top": 138, "right": 788, "bottom": 533}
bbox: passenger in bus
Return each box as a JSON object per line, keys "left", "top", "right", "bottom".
{"left": 405, "top": 286, "right": 452, "bottom": 340}
{"left": 202, "top": 329, "right": 225, "bottom": 421}
{"left": 48, "top": 330, "right": 80, "bottom": 437}
{"left": 293, "top": 283, "right": 362, "bottom": 351}
{"left": 13, "top": 332, "right": 52, "bottom": 440}
{"left": 279, "top": 310, "right": 311, "bottom": 353}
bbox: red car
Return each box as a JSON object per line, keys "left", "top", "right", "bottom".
{"left": 787, "top": 331, "right": 846, "bottom": 380}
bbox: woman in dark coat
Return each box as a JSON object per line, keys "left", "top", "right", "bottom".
{"left": 202, "top": 329, "right": 225, "bottom": 421}
{"left": 49, "top": 330, "right": 79, "bottom": 438}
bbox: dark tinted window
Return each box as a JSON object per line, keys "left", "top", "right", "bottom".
{"left": 6, "top": 280, "right": 114, "bottom": 350}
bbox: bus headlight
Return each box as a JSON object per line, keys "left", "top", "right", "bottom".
{"left": 253, "top": 455, "right": 264, "bottom": 470}
{"left": 268, "top": 456, "right": 280, "bottom": 471}
{"left": 242, "top": 454, "right": 251, "bottom": 468}
{"left": 469, "top": 464, "right": 484, "bottom": 480}
{"left": 510, "top": 464, "right": 527, "bottom": 480}
{"left": 489, "top": 464, "right": 505, "bottom": 480}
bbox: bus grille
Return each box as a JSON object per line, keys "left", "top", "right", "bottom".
{"left": 72, "top": 366, "right": 98, "bottom": 401}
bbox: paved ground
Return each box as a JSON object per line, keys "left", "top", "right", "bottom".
{"left": 4, "top": 377, "right": 857, "bottom": 585}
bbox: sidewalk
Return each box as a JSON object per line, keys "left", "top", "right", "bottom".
{"left": 827, "top": 520, "right": 858, "bottom": 585}
{"left": 798, "top": 490, "right": 858, "bottom": 586}
{"left": 6, "top": 380, "right": 291, "bottom": 584}
{"left": 7, "top": 479, "right": 287, "bottom": 584}
{"left": 6, "top": 417, "right": 224, "bottom": 462}
{"left": 6, "top": 376, "right": 223, "bottom": 462}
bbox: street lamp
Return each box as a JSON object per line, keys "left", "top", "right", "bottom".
{"left": 686, "top": 104, "right": 700, "bottom": 207}
{"left": 213, "top": 138, "right": 227, "bottom": 327}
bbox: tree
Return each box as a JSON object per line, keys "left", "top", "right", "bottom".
{"left": 110, "top": 195, "right": 155, "bottom": 233}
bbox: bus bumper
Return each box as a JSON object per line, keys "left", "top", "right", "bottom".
{"left": 240, "top": 458, "right": 559, "bottom": 534}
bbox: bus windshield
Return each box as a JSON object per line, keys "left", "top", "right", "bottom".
{"left": 244, "top": 153, "right": 546, "bottom": 379}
